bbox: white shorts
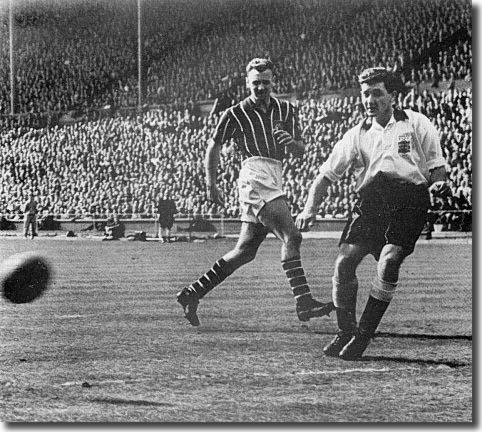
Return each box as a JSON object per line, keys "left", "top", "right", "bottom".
{"left": 238, "top": 157, "right": 285, "bottom": 223}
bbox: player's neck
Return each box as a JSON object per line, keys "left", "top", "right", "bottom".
{"left": 251, "top": 95, "right": 270, "bottom": 111}
{"left": 375, "top": 108, "right": 393, "bottom": 128}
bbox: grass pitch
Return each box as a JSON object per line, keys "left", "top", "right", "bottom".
{"left": 0, "top": 237, "right": 472, "bottom": 422}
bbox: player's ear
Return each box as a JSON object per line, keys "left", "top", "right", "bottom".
{"left": 390, "top": 90, "right": 398, "bottom": 104}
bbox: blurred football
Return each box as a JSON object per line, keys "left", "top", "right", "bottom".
{"left": 0, "top": 252, "right": 51, "bottom": 304}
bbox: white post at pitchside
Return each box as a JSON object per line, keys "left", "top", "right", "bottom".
{"left": 137, "top": 0, "right": 142, "bottom": 108}
{"left": 9, "top": 0, "right": 15, "bottom": 115}
{"left": 220, "top": 214, "right": 225, "bottom": 237}
{"left": 154, "top": 216, "right": 159, "bottom": 239}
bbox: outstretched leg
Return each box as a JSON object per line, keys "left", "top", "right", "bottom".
{"left": 177, "top": 222, "right": 268, "bottom": 326}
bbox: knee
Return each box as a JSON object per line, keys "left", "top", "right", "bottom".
{"left": 379, "top": 252, "right": 404, "bottom": 272}
{"left": 285, "top": 230, "right": 303, "bottom": 249}
{"left": 233, "top": 245, "right": 258, "bottom": 265}
{"left": 378, "top": 252, "right": 404, "bottom": 281}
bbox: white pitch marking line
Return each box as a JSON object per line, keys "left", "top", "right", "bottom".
{"left": 296, "top": 367, "right": 392, "bottom": 375}
{"left": 60, "top": 378, "right": 151, "bottom": 386}
{"left": 61, "top": 380, "right": 124, "bottom": 386}
{"left": 253, "top": 366, "right": 417, "bottom": 378}
{"left": 55, "top": 314, "right": 89, "bottom": 319}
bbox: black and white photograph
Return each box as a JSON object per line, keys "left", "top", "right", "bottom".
{"left": 0, "top": 0, "right": 472, "bottom": 423}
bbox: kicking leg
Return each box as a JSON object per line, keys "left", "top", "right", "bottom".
{"left": 177, "top": 222, "right": 268, "bottom": 326}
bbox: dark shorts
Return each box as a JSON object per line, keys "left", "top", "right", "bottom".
{"left": 340, "top": 174, "right": 430, "bottom": 261}
{"left": 159, "top": 217, "right": 174, "bottom": 229}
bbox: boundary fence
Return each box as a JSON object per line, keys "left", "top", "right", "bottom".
{"left": 0, "top": 210, "right": 472, "bottom": 239}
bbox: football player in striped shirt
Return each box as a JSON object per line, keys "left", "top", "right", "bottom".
{"left": 177, "top": 58, "right": 334, "bottom": 326}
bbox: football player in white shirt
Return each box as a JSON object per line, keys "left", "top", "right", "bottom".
{"left": 296, "top": 67, "right": 450, "bottom": 360}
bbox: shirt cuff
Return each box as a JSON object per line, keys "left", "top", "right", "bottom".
{"left": 426, "top": 157, "right": 446, "bottom": 170}
{"left": 318, "top": 168, "right": 340, "bottom": 183}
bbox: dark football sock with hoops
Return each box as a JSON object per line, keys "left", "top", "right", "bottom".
{"left": 358, "top": 295, "right": 390, "bottom": 337}
{"left": 187, "top": 258, "right": 232, "bottom": 299}
{"left": 358, "top": 277, "right": 397, "bottom": 336}
{"left": 282, "top": 258, "right": 313, "bottom": 304}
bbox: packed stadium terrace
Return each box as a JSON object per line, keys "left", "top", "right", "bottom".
{"left": 0, "top": 0, "right": 471, "bottom": 114}
{"left": 0, "top": 0, "right": 472, "bottom": 230}
{"left": 0, "top": 87, "right": 472, "bottom": 227}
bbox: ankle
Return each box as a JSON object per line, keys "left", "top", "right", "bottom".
{"left": 296, "top": 294, "right": 313, "bottom": 306}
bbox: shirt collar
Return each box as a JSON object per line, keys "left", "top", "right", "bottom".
{"left": 361, "top": 109, "right": 408, "bottom": 130}
{"left": 246, "top": 95, "right": 274, "bottom": 110}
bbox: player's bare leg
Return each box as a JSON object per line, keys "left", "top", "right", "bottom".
{"left": 257, "top": 197, "right": 334, "bottom": 321}
{"left": 222, "top": 222, "right": 269, "bottom": 270}
{"left": 177, "top": 222, "right": 268, "bottom": 326}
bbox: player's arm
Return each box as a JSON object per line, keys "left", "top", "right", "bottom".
{"left": 429, "top": 165, "right": 447, "bottom": 184}
{"left": 295, "top": 175, "right": 332, "bottom": 231}
{"left": 274, "top": 103, "right": 305, "bottom": 156}
{"left": 274, "top": 131, "right": 304, "bottom": 156}
{"left": 205, "top": 138, "right": 224, "bottom": 206}
{"left": 205, "top": 110, "right": 235, "bottom": 206}
{"left": 417, "top": 113, "right": 450, "bottom": 196}
{"left": 428, "top": 165, "right": 450, "bottom": 196}
{"left": 296, "top": 128, "right": 358, "bottom": 231}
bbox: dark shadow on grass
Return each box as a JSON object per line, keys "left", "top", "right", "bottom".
{"left": 90, "top": 397, "right": 173, "bottom": 407}
{"left": 375, "top": 331, "right": 472, "bottom": 341}
{"left": 313, "top": 330, "right": 472, "bottom": 341}
{"left": 196, "top": 327, "right": 314, "bottom": 334}
{"left": 192, "top": 328, "right": 473, "bottom": 340}
{"left": 357, "top": 355, "right": 470, "bottom": 368}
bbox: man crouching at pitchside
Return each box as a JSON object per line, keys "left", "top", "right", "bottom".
{"left": 296, "top": 67, "right": 450, "bottom": 360}
{"left": 177, "top": 58, "right": 334, "bottom": 326}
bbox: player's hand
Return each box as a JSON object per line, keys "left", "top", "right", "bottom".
{"left": 429, "top": 181, "right": 451, "bottom": 198}
{"left": 206, "top": 184, "right": 224, "bottom": 206}
{"left": 273, "top": 130, "right": 295, "bottom": 147}
{"left": 295, "top": 210, "right": 316, "bottom": 232}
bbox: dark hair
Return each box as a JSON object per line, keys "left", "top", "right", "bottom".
{"left": 246, "top": 58, "right": 274, "bottom": 74}
{"left": 358, "top": 67, "right": 404, "bottom": 93}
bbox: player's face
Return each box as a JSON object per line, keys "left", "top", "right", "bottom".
{"left": 246, "top": 69, "right": 273, "bottom": 103}
{"left": 360, "top": 81, "right": 394, "bottom": 122}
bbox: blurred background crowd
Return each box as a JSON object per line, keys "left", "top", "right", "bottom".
{"left": 0, "top": 0, "right": 472, "bottom": 230}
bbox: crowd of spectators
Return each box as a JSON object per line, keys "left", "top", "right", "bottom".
{"left": 0, "top": 87, "right": 472, "bottom": 231}
{"left": 0, "top": 0, "right": 471, "bottom": 114}
{"left": 0, "top": 0, "right": 472, "bottom": 231}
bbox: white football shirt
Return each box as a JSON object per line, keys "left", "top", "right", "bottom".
{"left": 319, "top": 109, "right": 445, "bottom": 191}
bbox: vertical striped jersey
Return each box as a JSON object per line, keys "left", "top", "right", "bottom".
{"left": 212, "top": 96, "right": 301, "bottom": 162}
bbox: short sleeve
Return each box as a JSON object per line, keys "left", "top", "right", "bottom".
{"left": 318, "top": 128, "right": 359, "bottom": 182}
{"left": 212, "top": 109, "right": 237, "bottom": 146}
{"left": 415, "top": 112, "right": 445, "bottom": 170}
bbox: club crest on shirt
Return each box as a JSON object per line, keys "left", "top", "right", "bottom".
{"left": 397, "top": 132, "right": 412, "bottom": 156}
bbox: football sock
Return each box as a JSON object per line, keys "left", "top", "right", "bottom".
{"left": 332, "top": 277, "right": 358, "bottom": 311}
{"left": 187, "top": 258, "right": 231, "bottom": 299}
{"left": 356, "top": 277, "right": 397, "bottom": 336}
{"left": 332, "top": 277, "right": 358, "bottom": 332}
{"left": 358, "top": 295, "right": 391, "bottom": 337}
{"left": 282, "top": 258, "right": 312, "bottom": 304}
{"left": 370, "top": 277, "right": 397, "bottom": 303}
